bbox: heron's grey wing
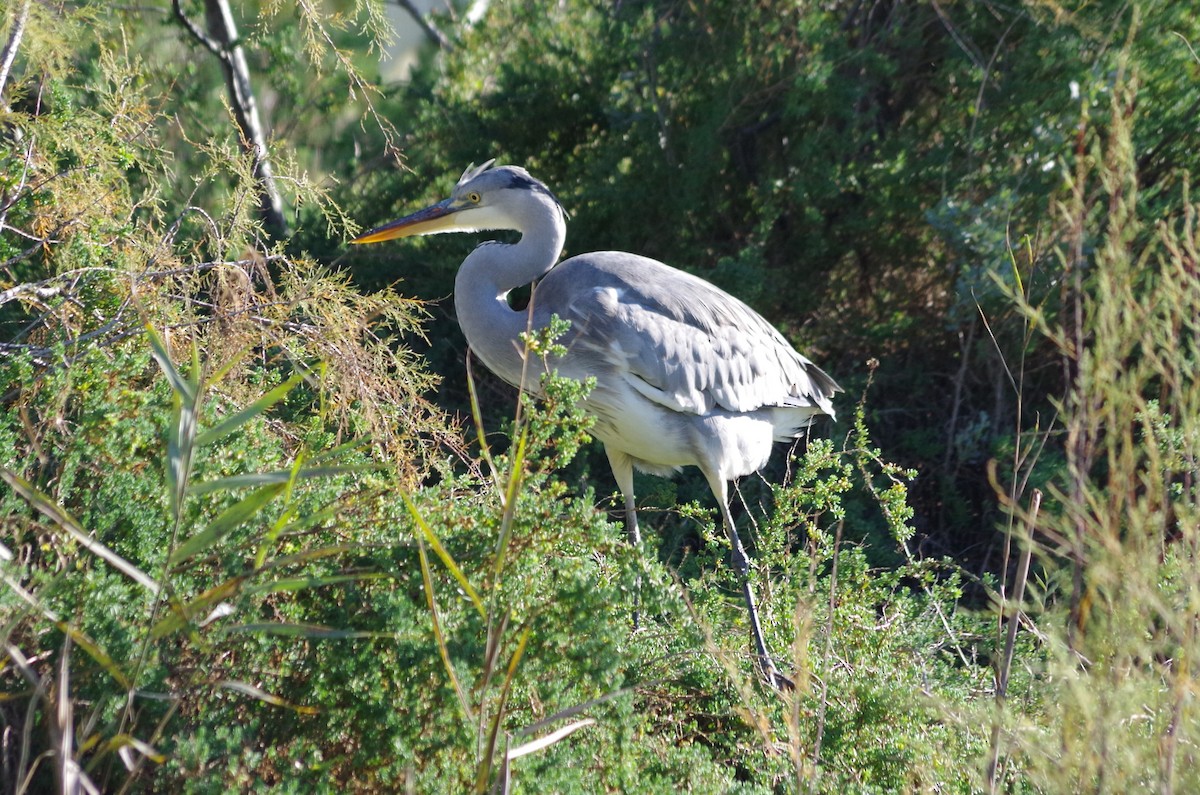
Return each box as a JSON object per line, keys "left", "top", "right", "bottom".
{"left": 541, "top": 252, "right": 839, "bottom": 418}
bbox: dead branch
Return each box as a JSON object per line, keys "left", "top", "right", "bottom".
{"left": 172, "top": 0, "right": 288, "bottom": 241}
{"left": 0, "top": 0, "right": 31, "bottom": 108}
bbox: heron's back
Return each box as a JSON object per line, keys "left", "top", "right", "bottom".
{"left": 532, "top": 251, "right": 839, "bottom": 479}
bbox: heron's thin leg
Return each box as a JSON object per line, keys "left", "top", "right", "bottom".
{"left": 624, "top": 492, "right": 643, "bottom": 630}
{"left": 624, "top": 492, "right": 642, "bottom": 549}
{"left": 606, "top": 448, "right": 643, "bottom": 628}
{"left": 712, "top": 478, "right": 794, "bottom": 690}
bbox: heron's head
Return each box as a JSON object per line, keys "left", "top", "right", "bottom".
{"left": 351, "top": 160, "right": 565, "bottom": 244}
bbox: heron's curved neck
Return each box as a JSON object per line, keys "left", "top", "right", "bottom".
{"left": 454, "top": 203, "right": 566, "bottom": 388}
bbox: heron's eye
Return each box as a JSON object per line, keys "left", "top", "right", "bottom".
{"left": 467, "top": 191, "right": 482, "bottom": 204}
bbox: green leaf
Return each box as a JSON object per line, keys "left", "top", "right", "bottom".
{"left": 188, "top": 465, "right": 368, "bottom": 496}
{"left": 168, "top": 483, "right": 285, "bottom": 565}
{"left": 195, "top": 372, "right": 306, "bottom": 448}
{"left": 400, "top": 490, "right": 484, "bottom": 617}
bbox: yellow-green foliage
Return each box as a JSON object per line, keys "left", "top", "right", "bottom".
{"left": 980, "top": 70, "right": 1200, "bottom": 793}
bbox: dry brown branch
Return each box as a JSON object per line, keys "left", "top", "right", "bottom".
{"left": 1, "top": 254, "right": 465, "bottom": 481}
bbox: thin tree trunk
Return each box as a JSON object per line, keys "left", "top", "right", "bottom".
{"left": 174, "top": 0, "right": 288, "bottom": 240}
{"left": 0, "top": 0, "right": 32, "bottom": 110}
{"left": 393, "top": 0, "right": 452, "bottom": 50}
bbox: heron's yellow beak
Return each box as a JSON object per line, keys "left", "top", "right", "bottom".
{"left": 351, "top": 199, "right": 460, "bottom": 244}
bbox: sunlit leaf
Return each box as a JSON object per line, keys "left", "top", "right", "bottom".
{"left": 507, "top": 719, "right": 595, "bottom": 761}
{"left": 400, "top": 490, "right": 484, "bottom": 617}
{"left": 150, "top": 576, "right": 248, "bottom": 639}
{"left": 195, "top": 371, "right": 305, "bottom": 448}
{"left": 93, "top": 734, "right": 166, "bottom": 768}
{"left": 168, "top": 483, "right": 285, "bottom": 565}
{"left": 54, "top": 622, "right": 131, "bottom": 689}
{"left": 216, "top": 679, "right": 319, "bottom": 714}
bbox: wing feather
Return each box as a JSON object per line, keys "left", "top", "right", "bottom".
{"left": 535, "top": 252, "right": 839, "bottom": 418}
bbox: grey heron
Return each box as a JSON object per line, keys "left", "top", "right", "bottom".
{"left": 352, "top": 161, "right": 840, "bottom": 689}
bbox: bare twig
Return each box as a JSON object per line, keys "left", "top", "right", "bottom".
{"left": 929, "top": 0, "right": 985, "bottom": 72}
{"left": 0, "top": 135, "right": 36, "bottom": 233}
{"left": 170, "top": 0, "right": 221, "bottom": 55}
{"left": 808, "top": 518, "right": 844, "bottom": 794}
{"left": 986, "top": 488, "right": 1040, "bottom": 793}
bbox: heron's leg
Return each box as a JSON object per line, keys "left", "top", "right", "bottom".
{"left": 624, "top": 492, "right": 643, "bottom": 630}
{"left": 605, "top": 448, "right": 642, "bottom": 628}
{"left": 623, "top": 489, "right": 642, "bottom": 550}
{"left": 711, "top": 478, "right": 794, "bottom": 691}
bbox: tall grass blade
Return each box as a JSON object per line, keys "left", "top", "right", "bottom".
{"left": 54, "top": 621, "right": 132, "bottom": 689}
{"left": 492, "top": 426, "right": 529, "bottom": 580}
{"left": 150, "top": 576, "right": 247, "bottom": 639}
{"left": 216, "top": 679, "right": 319, "bottom": 714}
{"left": 223, "top": 622, "right": 391, "bottom": 639}
{"left": 254, "top": 453, "right": 306, "bottom": 569}
{"left": 258, "top": 500, "right": 340, "bottom": 547}
{"left": 400, "top": 490, "right": 485, "bottom": 617}
{"left": 243, "top": 572, "right": 389, "bottom": 595}
{"left": 1008, "top": 237, "right": 1026, "bottom": 297}
{"left": 144, "top": 323, "right": 195, "bottom": 403}
{"left": 513, "top": 687, "right": 636, "bottom": 740}
{"left": 481, "top": 611, "right": 509, "bottom": 697}
{"left": 168, "top": 483, "right": 285, "bottom": 565}
{"left": 2, "top": 471, "right": 160, "bottom": 595}
{"left": 93, "top": 734, "right": 165, "bottom": 769}
{"left": 305, "top": 438, "right": 369, "bottom": 464}
{"left": 257, "top": 544, "right": 357, "bottom": 571}
{"left": 477, "top": 625, "right": 532, "bottom": 794}
{"left": 416, "top": 535, "right": 475, "bottom": 725}
{"left": 188, "top": 465, "right": 367, "bottom": 495}
{"left": 987, "top": 489, "right": 1040, "bottom": 793}
{"left": 506, "top": 718, "right": 595, "bottom": 761}
{"left": 195, "top": 372, "right": 305, "bottom": 448}
{"left": 147, "top": 324, "right": 203, "bottom": 523}
{"left": 465, "top": 352, "right": 502, "bottom": 491}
